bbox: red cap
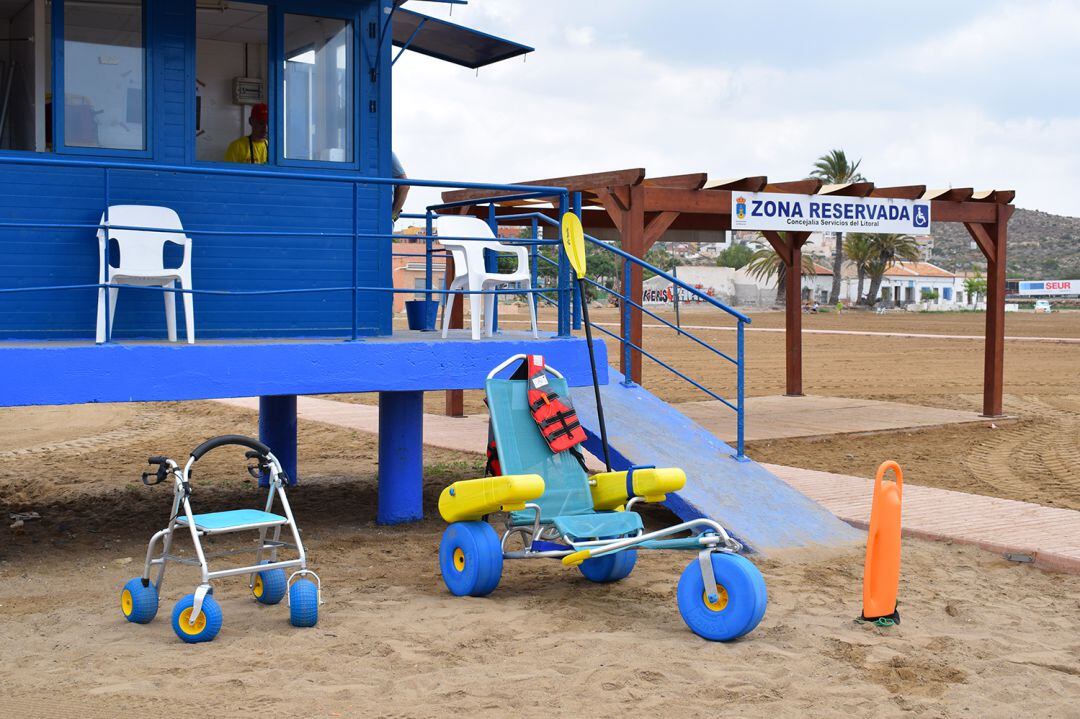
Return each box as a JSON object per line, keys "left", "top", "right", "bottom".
{"left": 250, "top": 103, "right": 268, "bottom": 123}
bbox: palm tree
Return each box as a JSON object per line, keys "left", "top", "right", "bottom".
{"left": 810, "top": 149, "right": 865, "bottom": 304}
{"left": 745, "top": 247, "right": 817, "bottom": 306}
{"left": 864, "top": 234, "right": 920, "bottom": 306}
{"left": 843, "top": 233, "right": 875, "bottom": 305}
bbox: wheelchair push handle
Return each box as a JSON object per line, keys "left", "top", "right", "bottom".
{"left": 142, "top": 456, "right": 172, "bottom": 486}
{"left": 190, "top": 434, "right": 272, "bottom": 462}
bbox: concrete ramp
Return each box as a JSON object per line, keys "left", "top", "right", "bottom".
{"left": 570, "top": 371, "right": 862, "bottom": 553}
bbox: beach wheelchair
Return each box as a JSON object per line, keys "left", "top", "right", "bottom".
{"left": 119, "top": 435, "right": 321, "bottom": 643}
{"left": 437, "top": 355, "right": 767, "bottom": 641}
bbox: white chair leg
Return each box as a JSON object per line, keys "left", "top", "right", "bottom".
{"left": 524, "top": 280, "right": 538, "bottom": 338}
{"left": 180, "top": 279, "right": 195, "bottom": 344}
{"left": 483, "top": 287, "right": 496, "bottom": 337}
{"left": 107, "top": 287, "right": 120, "bottom": 339}
{"left": 164, "top": 281, "right": 177, "bottom": 342}
{"left": 468, "top": 289, "right": 484, "bottom": 341}
{"left": 95, "top": 287, "right": 106, "bottom": 344}
{"left": 441, "top": 290, "right": 456, "bottom": 339}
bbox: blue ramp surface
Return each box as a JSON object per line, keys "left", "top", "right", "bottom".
{"left": 570, "top": 371, "right": 861, "bottom": 553}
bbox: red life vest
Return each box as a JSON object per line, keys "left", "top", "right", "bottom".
{"left": 525, "top": 355, "right": 587, "bottom": 453}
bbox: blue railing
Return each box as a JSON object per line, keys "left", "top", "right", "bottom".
{"left": 415, "top": 196, "right": 751, "bottom": 460}
{"left": 0, "top": 153, "right": 569, "bottom": 342}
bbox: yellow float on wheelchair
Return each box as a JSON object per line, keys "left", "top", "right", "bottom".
{"left": 590, "top": 466, "right": 686, "bottom": 510}
{"left": 438, "top": 474, "right": 545, "bottom": 522}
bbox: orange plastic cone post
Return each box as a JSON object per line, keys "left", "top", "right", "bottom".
{"left": 861, "top": 460, "right": 903, "bottom": 624}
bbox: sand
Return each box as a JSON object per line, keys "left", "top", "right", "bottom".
{"left": 2, "top": 310, "right": 1080, "bottom": 717}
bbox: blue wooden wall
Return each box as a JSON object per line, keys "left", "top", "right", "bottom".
{"left": 0, "top": 0, "right": 394, "bottom": 340}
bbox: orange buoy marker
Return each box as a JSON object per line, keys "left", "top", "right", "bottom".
{"left": 860, "top": 460, "right": 903, "bottom": 626}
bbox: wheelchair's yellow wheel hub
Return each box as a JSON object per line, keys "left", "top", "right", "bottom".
{"left": 453, "top": 547, "right": 466, "bottom": 572}
{"left": 252, "top": 575, "right": 264, "bottom": 598}
{"left": 121, "top": 589, "right": 134, "bottom": 616}
{"left": 177, "top": 607, "right": 207, "bottom": 636}
{"left": 703, "top": 584, "right": 729, "bottom": 612}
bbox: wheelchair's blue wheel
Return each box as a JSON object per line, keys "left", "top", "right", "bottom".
{"left": 120, "top": 577, "right": 159, "bottom": 624}
{"left": 676, "top": 552, "right": 767, "bottom": 642}
{"left": 252, "top": 561, "right": 288, "bottom": 605}
{"left": 579, "top": 549, "right": 637, "bottom": 583}
{"left": 289, "top": 579, "right": 319, "bottom": 627}
{"left": 170, "top": 594, "right": 222, "bottom": 644}
{"left": 439, "top": 521, "right": 503, "bottom": 597}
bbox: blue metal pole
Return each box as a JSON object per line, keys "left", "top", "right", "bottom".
{"left": 557, "top": 193, "right": 571, "bottom": 337}
{"left": 102, "top": 168, "right": 111, "bottom": 343}
{"left": 736, "top": 320, "right": 747, "bottom": 461}
{"left": 571, "top": 192, "right": 583, "bottom": 331}
{"left": 486, "top": 203, "right": 499, "bottom": 334}
{"left": 259, "top": 395, "right": 298, "bottom": 486}
{"left": 621, "top": 260, "right": 634, "bottom": 387}
{"left": 425, "top": 209, "right": 434, "bottom": 305}
{"left": 352, "top": 182, "right": 359, "bottom": 341}
{"left": 377, "top": 390, "right": 424, "bottom": 524}
{"left": 530, "top": 216, "right": 539, "bottom": 316}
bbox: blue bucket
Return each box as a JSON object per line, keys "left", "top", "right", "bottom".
{"left": 405, "top": 299, "right": 439, "bottom": 331}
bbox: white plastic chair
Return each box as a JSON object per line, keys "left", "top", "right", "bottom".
{"left": 95, "top": 205, "right": 195, "bottom": 344}
{"left": 436, "top": 215, "right": 538, "bottom": 341}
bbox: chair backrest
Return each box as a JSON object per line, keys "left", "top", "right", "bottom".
{"left": 486, "top": 366, "right": 595, "bottom": 524}
{"left": 99, "top": 205, "right": 189, "bottom": 275}
{"left": 435, "top": 216, "right": 505, "bottom": 275}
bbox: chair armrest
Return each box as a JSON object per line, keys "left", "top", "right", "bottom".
{"left": 438, "top": 474, "right": 545, "bottom": 523}
{"left": 589, "top": 467, "right": 686, "bottom": 510}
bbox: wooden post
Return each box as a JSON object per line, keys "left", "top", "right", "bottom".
{"left": 763, "top": 230, "right": 810, "bottom": 397}
{"left": 979, "top": 204, "right": 1010, "bottom": 417}
{"left": 442, "top": 210, "right": 467, "bottom": 417}
{"left": 622, "top": 185, "right": 646, "bottom": 383}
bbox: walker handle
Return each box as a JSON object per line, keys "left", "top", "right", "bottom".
{"left": 190, "top": 435, "right": 272, "bottom": 462}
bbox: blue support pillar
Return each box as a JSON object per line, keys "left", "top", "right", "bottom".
{"left": 377, "top": 390, "right": 424, "bottom": 524}
{"left": 259, "top": 395, "right": 298, "bottom": 487}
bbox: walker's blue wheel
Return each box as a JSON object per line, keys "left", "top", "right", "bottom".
{"left": 289, "top": 579, "right": 319, "bottom": 627}
{"left": 676, "top": 553, "right": 767, "bottom": 642}
{"left": 170, "top": 594, "right": 223, "bottom": 644}
{"left": 579, "top": 549, "right": 637, "bottom": 583}
{"left": 252, "top": 561, "right": 288, "bottom": 605}
{"left": 120, "top": 577, "right": 159, "bottom": 624}
{"left": 439, "top": 521, "right": 503, "bottom": 597}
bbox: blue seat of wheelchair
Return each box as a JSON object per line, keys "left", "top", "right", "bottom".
{"left": 552, "top": 511, "right": 643, "bottom": 541}
{"left": 487, "top": 374, "right": 641, "bottom": 542}
{"left": 176, "top": 509, "right": 286, "bottom": 531}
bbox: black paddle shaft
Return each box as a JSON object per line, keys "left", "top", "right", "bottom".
{"left": 577, "top": 278, "right": 612, "bottom": 472}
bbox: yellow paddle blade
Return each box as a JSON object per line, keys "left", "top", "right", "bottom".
{"left": 561, "top": 212, "right": 586, "bottom": 279}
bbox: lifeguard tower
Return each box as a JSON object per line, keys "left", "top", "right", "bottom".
{"left": 0, "top": 0, "right": 858, "bottom": 552}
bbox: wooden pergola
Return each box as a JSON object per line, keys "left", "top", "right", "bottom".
{"left": 441, "top": 169, "right": 1015, "bottom": 417}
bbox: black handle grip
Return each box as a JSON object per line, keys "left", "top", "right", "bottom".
{"left": 148, "top": 456, "right": 168, "bottom": 465}
{"left": 190, "top": 435, "right": 271, "bottom": 462}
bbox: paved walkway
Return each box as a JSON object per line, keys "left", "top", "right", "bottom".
{"left": 680, "top": 394, "right": 994, "bottom": 443}
{"left": 219, "top": 396, "right": 1080, "bottom": 572}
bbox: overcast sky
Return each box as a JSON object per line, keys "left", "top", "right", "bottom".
{"left": 393, "top": 0, "right": 1080, "bottom": 217}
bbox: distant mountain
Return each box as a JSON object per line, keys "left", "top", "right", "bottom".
{"left": 930, "top": 208, "right": 1080, "bottom": 279}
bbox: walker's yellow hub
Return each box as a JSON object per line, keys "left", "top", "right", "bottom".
{"left": 177, "top": 607, "right": 207, "bottom": 635}
{"left": 252, "top": 575, "right": 264, "bottom": 598}
{"left": 703, "top": 584, "right": 729, "bottom": 612}
{"left": 453, "top": 548, "right": 466, "bottom": 571}
{"left": 121, "top": 589, "right": 134, "bottom": 617}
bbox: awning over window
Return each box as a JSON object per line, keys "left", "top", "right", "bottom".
{"left": 392, "top": 8, "right": 533, "bottom": 69}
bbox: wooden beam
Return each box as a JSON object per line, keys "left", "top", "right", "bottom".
{"left": 440, "top": 168, "right": 646, "bottom": 204}
{"left": 703, "top": 176, "right": 768, "bottom": 192}
{"left": 972, "top": 189, "right": 1017, "bottom": 205}
{"left": 870, "top": 185, "right": 927, "bottom": 199}
{"left": 761, "top": 230, "right": 792, "bottom": 266}
{"left": 642, "top": 187, "right": 730, "bottom": 214}
{"left": 982, "top": 203, "right": 1009, "bottom": 418}
{"left": 932, "top": 200, "right": 998, "bottom": 224}
{"left": 642, "top": 211, "right": 681, "bottom": 250}
{"left": 644, "top": 173, "right": 708, "bottom": 190}
{"left": 923, "top": 187, "right": 974, "bottom": 202}
{"left": 964, "top": 222, "right": 996, "bottom": 264}
{"left": 818, "top": 181, "right": 875, "bottom": 197}
{"left": 595, "top": 189, "right": 626, "bottom": 233}
{"left": 763, "top": 179, "right": 822, "bottom": 195}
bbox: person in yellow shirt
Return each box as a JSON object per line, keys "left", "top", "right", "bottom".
{"left": 224, "top": 103, "right": 269, "bottom": 164}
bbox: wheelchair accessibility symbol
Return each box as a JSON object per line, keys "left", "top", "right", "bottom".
{"left": 913, "top": 204, "right": 929, "bottom": 229}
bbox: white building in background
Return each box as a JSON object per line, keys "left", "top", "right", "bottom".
{"left": 641, "top": 266, "right": 778, "bottom": 307}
